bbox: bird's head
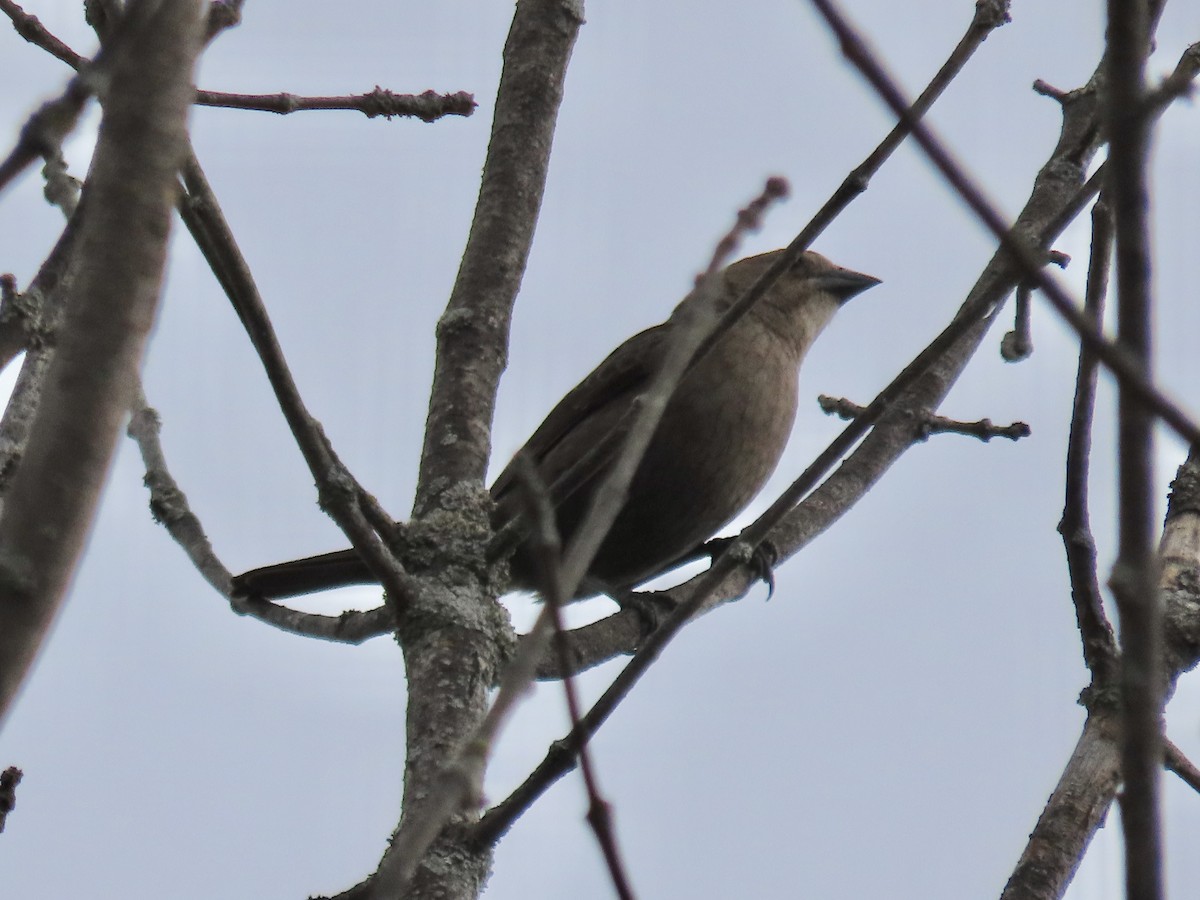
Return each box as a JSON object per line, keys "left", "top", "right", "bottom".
{"left": 721, "top": 249, "right": 881, "bottom": 356}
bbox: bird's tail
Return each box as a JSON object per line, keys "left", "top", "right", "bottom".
{"left": 232, "top": 548, "right": 373, "bottom": 599}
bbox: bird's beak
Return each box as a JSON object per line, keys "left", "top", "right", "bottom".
{"left": 816, "top": 268, "right": 882, "bottom": 304}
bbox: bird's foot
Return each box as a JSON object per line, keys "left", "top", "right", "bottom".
{"left": 614, "top": 589, "right": 678, "bottom": 635}
{"left": 702, "top": 536, "right": 778, "bottom": 599}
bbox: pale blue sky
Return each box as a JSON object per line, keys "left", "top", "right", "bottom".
{"left": 2, "top": 2, "right": 1199, "bottom": 898}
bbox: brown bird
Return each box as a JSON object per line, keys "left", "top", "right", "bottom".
{"left": 232, "top": 249, "right": 879, "bottom": 600}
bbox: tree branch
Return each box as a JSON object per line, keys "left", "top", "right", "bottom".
{"left": 0, "top": 0, "right": 207, "bottom": 721}
{"left": 175, "top": 152, "right": 424, "bottom": 612}
{"left": 127, "top": 393, "right": 394, "bottom": 644}
{"left": 1059, "top": 197, "right": 1119, "bottom": 684}
{"left": 1002, "top": 446, "right": 1200, "bottom": 899}
{"left": 361, "top": 3, "right": 586, "bottom": 898}
{"left": 411, "top": 0, "right": 583, "bottom": 515}
{"left": 193, "top": 86, "right": 475, "bottom": 121}
{"left": 1105, "top": 2, "right": 1163, "bottom": 894}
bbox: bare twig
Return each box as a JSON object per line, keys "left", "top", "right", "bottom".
{"left": 1033, "top": 78, "right": 1070, "bottom": 104}
{"left": 1164, "top": 738, "right": 1200, "bottom": 796}
{"left": 818, "top": 394, "right": 1030, "bottom": 442}
{"left": 194, "top": 86, "right": 476, "bottom": 121}
{"left": 1000, "top": 283, "right": 1033, "bottom": 361}
{"left": 127, "top": 396, "right": 230, "bottom": 594}
{"left": 1058, "top": 198, "right": 1118, "bottom": 683}
{"left": 175, "top": 153, "right": 423, "bottom": 612}
{"left": 3, "top": 0, "right": 468, "bottom": 125}
{"left": 0, "top": 0, "right": 86, "bottom": 67}
{"left": 515, "top": 458, "right": 636, "bottom": 900}
{"left": 229, "top": 596, "right": 392, "bottom": 644}
{"left": 1105, "top": 2, "right": 1164, "bottom": 895}
{"left": 0, "top": 60, "right": 97, "bottom": 197}
{"left": 126, "top": 392, "right": 393, "bottom": 644}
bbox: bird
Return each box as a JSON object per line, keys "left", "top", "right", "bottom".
{"left": 231, "top": 249, "right": 880, "bottom": 601}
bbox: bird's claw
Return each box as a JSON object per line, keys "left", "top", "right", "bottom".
{"left": 615, "top": 591, "right": 677, "bottom": 634}
{"left": 703, "top": 536, "right": 778, "bottom": 599}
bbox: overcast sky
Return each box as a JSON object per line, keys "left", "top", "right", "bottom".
{"left": 2, "top": 1, "right": 1200, "bottom": 898}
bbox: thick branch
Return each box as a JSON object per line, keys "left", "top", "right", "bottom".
{"left": 412, "top": 0, "right": 583, "bottom": 515}
{"left": 1001, "top": 447, "right": 1200, "bottom": 900}
{"left": 0, "top": 0, "right": 206, "bottom": 721}
{"left": 362, "top": 3, "right": 586, "bottom": 899}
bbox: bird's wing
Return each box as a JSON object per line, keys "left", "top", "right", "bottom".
{"left": 489, "top": 321, "right": 667, "bottom": 502}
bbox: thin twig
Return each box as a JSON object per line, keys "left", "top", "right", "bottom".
{"left": 0, "top": 0, "right": 86, "bottom": 66}
{"left": 818, "top": 394, "right": 1030, "bottom": 442}
{"left": 2, "top": 0, "right": 469, "bottom": 125}
{"left": 999, "top": 283, "right": 1033, "bottom": 361}
{"left": 127, "top": 395, "right": 230, "bottom": 594}
{"left": 194, "top": 86, "right": 476, "bottom": 121}
{"left": 1058, "top": 197, "right": 1119, "bottom": 683}
{"left": 687, "top": 0, "right": 1012, "bottom": 389}
{"left": 1105, "top": 1, "right": 1164, "bottom": 895}
{"left": 126, "top": 392, "right": 393, "bottom": 643}
{"left": 1164, "top": 738, "right": 1200, "bottom": 797}
{"left": 515, "top": 459, "right": 636, "bottom": 900}
{"left": 174, "top": 152, "right": 423, "bottom": 612}
{"left": 0, "top": 59, "right": 97, "bottom": 197}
